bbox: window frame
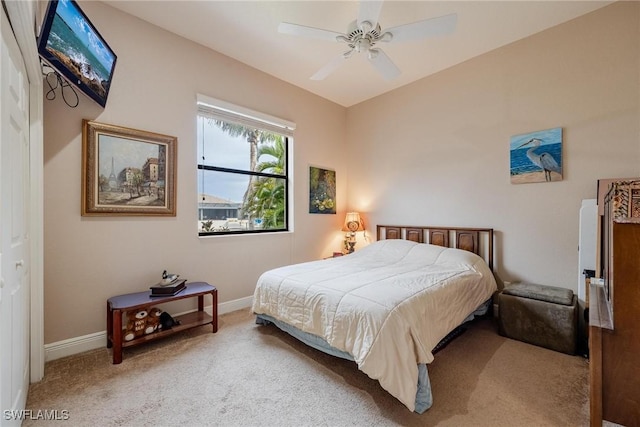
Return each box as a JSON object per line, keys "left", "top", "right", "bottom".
{"left": 197, "top": 94, "right": 295, "bottom": 237}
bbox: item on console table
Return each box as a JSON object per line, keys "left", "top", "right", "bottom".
{"left": 160, "top": 270, "right": 179, "bottom": 285}
{"left": 150, "top": 284, "right": 186, "bottom": 297}
{"left": 150, "top": 279, "right": 187, "bottom": 296}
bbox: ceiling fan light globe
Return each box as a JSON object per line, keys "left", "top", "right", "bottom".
{"left": 355, "top": 38, "right": 371, "bottom": 53}
{"left": 359, "top": 20, "right": 373, "bottom": 33}
{"left": 379, "top": 32, "right": 393, "bottom": 43}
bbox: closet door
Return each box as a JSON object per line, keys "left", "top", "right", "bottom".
{"left": 1, "top": 7, "right": 31, "bottom": 425}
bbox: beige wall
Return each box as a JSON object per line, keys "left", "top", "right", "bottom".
{"left": 43, "top": 1, "right": 348, "bottom": 343}
{"left": 43, "top": 2, "right": 639, "bottom": 345}
{"left": 346, "top": 2, "right": 639, "bottom": 289}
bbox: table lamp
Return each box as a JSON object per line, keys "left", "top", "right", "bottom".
{"left": 342, "top": 212, "right": 364, "bottom": 253}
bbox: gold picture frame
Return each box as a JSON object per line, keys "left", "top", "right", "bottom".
{"left": 82, "top": 120, "right": 177, "bottom": 216}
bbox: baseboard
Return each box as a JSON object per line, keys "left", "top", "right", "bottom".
{"left": 218, "top": 295, "right": 253, "bottom": 314}
{"left": 44, "top": 295, "right": 254, "bottom": 362}
{"left": 44, "top": 331, "right": 107, "bottom": 362}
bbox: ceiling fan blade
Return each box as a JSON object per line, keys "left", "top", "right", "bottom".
{"left": 310, "top": 53, "right": 350, "bottom": 80}
{"left": 357, "top": 0, "right": 384, "bottom": 28}
{"left": 384, "top": 13, "right": 457, "bottom": 43}
{"left": 278, "top": 22, "right": 344, "bottom": 42}
{"left": 367, "top": 49, "right": 400, "bottom": 81}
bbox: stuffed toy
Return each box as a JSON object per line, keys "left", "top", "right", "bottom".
{"left": 124, "top": 308, "right": 149, "bottom": 341}
{"left": 145, "top": 306, "right": 163, "bottom": 335}
{"left": 160, "top": 311, "right": 180, "bottom": 330}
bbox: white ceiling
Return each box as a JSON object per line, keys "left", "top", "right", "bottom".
{"left": 104, "top": 1, "right": 612, "bottom": 107}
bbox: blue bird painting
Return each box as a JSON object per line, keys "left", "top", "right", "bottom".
{"left": 510, "top": 128, "right": 562, "bottom": 184}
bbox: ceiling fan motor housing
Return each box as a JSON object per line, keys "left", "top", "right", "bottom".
{"left": 342, "top": 20, "right": 390, "bottom": 53}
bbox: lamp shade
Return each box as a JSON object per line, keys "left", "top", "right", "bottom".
{"left": 342, "top": 212, "right": 364, "bottom": 232}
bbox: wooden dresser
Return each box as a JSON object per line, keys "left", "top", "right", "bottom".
{"left": 590, "top": 181, "right": 640, "bottom": 427}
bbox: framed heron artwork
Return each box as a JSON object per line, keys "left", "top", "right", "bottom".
{"left": 510, "top": 127, "right": 562, "bottom": 184}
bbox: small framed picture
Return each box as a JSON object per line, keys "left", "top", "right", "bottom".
{"left": 82, "top": 120, "right": 177, "bottom": 216}
{"left": 309, "top": 166, "right": 336, "bottom": 214}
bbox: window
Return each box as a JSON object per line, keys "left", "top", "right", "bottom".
{"left": 197, "top": 95, "right": 295, "bottom": 236}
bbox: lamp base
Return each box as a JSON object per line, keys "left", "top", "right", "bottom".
{"left": 347, "top": 241, "right": 356, "bottom": 254}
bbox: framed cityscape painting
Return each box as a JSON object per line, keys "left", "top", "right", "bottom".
{"left": 510, "top": 127, "right": 563, "bottom": 184}
{"left": 82, "top": 120, "right": 177, "bottom": 216}
{"left": 309, "top": 166, "right": 336, "bottom": 214}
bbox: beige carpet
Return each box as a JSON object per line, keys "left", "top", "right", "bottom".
{"left": 25, "top": 309, "right": 589, "bottom": 426}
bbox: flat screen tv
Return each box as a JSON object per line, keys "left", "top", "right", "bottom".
{"left": 37, "top": 0, "right": 117, "bottom": 107}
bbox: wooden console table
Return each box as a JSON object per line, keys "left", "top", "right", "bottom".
{"left": 107, "top": 282, "right": 217, "bottom": 364}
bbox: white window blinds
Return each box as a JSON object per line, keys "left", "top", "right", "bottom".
{"left": 196, "top": 94, "right": 296, "bottom": 137}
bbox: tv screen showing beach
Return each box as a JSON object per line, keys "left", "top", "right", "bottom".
{"left": 38, "top": 0, "right": 117, "bottom": 107}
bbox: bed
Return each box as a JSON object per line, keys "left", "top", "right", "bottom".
{"left": 252, "top": 225, "right": 497, "bottom": 413}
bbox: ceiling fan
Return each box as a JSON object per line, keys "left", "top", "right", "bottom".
{"left": 278, "top": 1, "right": 457, "bottom": 81}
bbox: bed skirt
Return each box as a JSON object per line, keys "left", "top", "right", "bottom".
{"left": 255, "top": 299, "right": 491, "bottom": 413}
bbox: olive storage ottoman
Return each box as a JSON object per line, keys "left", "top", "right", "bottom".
{"left": 498, "top": 282, "right": 577, "bottom": 355}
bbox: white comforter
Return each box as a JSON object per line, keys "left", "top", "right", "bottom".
{"left": 252, "top": 239, "right": 497, "bottom": 411}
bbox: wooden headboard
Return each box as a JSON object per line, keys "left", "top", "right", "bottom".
{"left": 377, "top": 225, "right": 494, "bottom": 270}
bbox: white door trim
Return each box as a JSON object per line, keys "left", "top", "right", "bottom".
{"left": 3, "top": 0, "right": 45, "bottom": 383}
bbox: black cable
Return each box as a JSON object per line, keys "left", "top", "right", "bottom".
{"left": 42, "top": 63, "right": 79, "bottom": 108}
